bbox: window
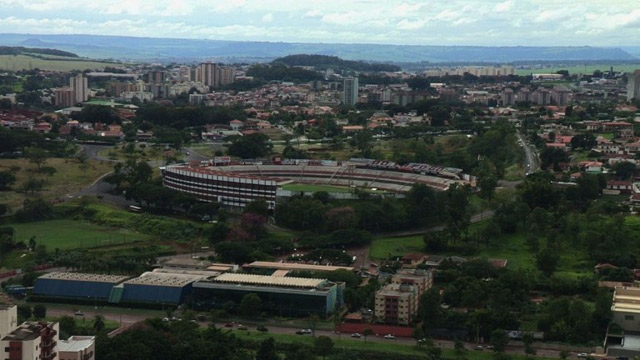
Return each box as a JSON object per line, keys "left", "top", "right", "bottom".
{"left": 625, "top": 315, "right": 635, "bottom": 321}
{"left": 4, "top": 347, "right": 9, "bottom": 352}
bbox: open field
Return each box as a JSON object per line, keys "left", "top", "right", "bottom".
{"left": 99, "top": 145, "right": 181, "bottom": 162}
{"left": 0, "top": 54, "right": 121, "bottom": 72}
{"left": 516, "top": 63, "right": 640, "bottom": 76}
{"left": 8, "top": 219, "right": 150, "bottom": 250}
{"left": 0, "top": 157, "right": 113, "bottom": 209}
{"left": 370, "top": 222, "right": 592, "bottom": 274}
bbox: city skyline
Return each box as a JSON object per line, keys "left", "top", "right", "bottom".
{"left": 0, "top": 0, "right": 638, "bottom": 47}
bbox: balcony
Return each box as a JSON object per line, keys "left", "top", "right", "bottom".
{"left": 43, "top": 351, "right": 57, "bottom": 360}
{"left": 43, "top": 340, "right": 57, "bottom": 349}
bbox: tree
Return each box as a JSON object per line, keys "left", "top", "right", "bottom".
{"left": 407, "top": 77, "right": 431, "bottom": 91}
{"left": 28, "top": 236, "right": 36, "bottom": 251}
{"left": 33, "top": 304, "right": 46, "bottom": 319}
{"left": 238, "top": 293, "right": 262, "bottom": 317}
{"left": 59, "top": 316, "right": 77, "bottom": 336}
{"left": 413, "top": 327, "right": 426, "bottom": 344}
{"left": 444, "top": 184, "right": 471, "bottom": 242}
{"left": 17, "top": 305, "right": 31, "bottom": 321}
{"left": 363, "top": 328, "right": 374, "bottom": 342}
{"left": 522, "top": 333, "right": 536, "bottom": 357}
{"left": 559, "top": 350, "right": 570, "bottom": 360}
{"left": 20, "top": 178, "right": 44, "bottom": 194}
{"left": 0, "top": 171, "right": 16, "bottom": 191}
{"left": 25, "top": 147, "right": 48, "bottom": 171}
{"left": 490, "top": 329, "right": 509, "bottom": 353}
{"left": 255, "top": 337, "right": 279, "bottom": 360}
{"left": 244, "top": 199, "right": 269, "bottom": 217}
{"left": 454, "top": 339, "right": 468, "bottom": 360}
{"left": 536, "top": 247, "right": 559, "bottom": 277}
{"left": 314, "top": 336, "right": 334, "bottom": 360}
{"left": 227, "top": 133, "right": 272, "bottom": 159}
{"left": 94, "top": 315, "right": 106, "bottom": 332}
{"left": 614, "top": 161, "right": 637, "bottom": 180}
{"left": 0, "top": 203, "right": 7, "bottom": 217}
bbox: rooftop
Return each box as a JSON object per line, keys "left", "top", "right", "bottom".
{"left": 38, "top": 272, "right": 130, "bottom": 284}
{"left": 245, "top": 261, "right": 354, "bottom": 272}
{"left": 125, "top": 271, "right": 208, "bottom": 288}
{"left": 613, "top": 287, "right": 640, "bottom": 314}
{"left": 58, "top": 336, "right": 94, "bottom": 352}
{"left": 211, "top": 273, "right": 326, "bottom": 289}
{"left": 2, "top": 322, "right": 54, "bottom": 341}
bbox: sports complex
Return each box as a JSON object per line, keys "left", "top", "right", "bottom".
{"left": 161, "top": 158, "right": 475, "bottom": 210}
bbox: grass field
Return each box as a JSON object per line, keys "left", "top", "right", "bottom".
{"left": 282, "top": 183, "right": 352, "bottom": 193}
{"left": 8, "top": 219, "right": 150, "bottom": 250}
{"left": 516, "top": 63, "right": 640, "bottom": 76}
{"left": 369, "top": 221, "right": 592, "bottom": 274}
{"left": 228, "top": 330, "right": 553, "bottom": 360}
{"left": 0, "top": 54, "right": 121, "bottom": 72}
{"left": 0, "top": 158, "right": 113, "bottom": 209}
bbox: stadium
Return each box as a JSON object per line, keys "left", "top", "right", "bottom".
{"left": 161, "top": 158, "right": 475, "bottom": 210}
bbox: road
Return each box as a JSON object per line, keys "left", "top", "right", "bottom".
{"left": 517, "top": 132, "right": 539, "bottom": 175}
{"left": 43, "top": 306, "right": 573, "bottom": 358}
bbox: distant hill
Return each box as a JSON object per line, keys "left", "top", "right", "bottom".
{"left": 273, "top": 54, "right": 401, "bottom": 72}
{"left": 0, "top": 33, "right": 636, "bottom": 63}
{"left": 0, "top": 45, "right": 79, "bottom": 58}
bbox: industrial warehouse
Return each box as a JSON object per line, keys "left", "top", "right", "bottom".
{"left": 32, "top": 267, "right": 344, "bottom": 314}
{"left": 161, "top": 158, "right": 474, "bottom": 210}
{"left": 191, "top": 273, "right": 344, "bottom": 316}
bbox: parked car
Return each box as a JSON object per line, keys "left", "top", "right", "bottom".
{"left": 74, "top": 311, "right": 84, "bottom": 316}
{"left": 474, "top": 345, "right": 484, "bottom": 351}
{"left": 351, "top": 333, "right": 362, "bottom": 338}
{"left": 224, "top": 323, "right": 234, "bottom": 328}
{"left": 384, "top": 334, "right": 396, "bottom": 340}
{"left": 296, "top": 329, "right": 312, "bottom": 335}
{"left": 237, "top": 325, "right": 248, "bottom": 331}
{"left": 577, "top": 353, "right": 589, "bottom": 358}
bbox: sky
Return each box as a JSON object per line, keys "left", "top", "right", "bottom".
{"left": 0, "top": 0, "right": 638, "bottom": 46}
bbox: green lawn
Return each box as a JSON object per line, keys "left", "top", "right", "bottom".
{"left": 8, "top": 219, "right": 150, "bottom": 251}
{"left": 370, "top": 235, "right": 424, "bottom": 260}
{"left": 282, "top": 183, "right": 352, "bottom": 193}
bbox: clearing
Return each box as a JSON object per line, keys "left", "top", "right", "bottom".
{"left": 0, "top": 54, "right": 121, "bottom": 72}
{"left": 0, "top": 158, "right": 113, "bottom": 209}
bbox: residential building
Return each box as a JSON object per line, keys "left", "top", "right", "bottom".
{"left": 54, "top": 88, "right": 75, "bottom": 108}
{"left": 550, "top": 86, "right": 572, "bottom": 106}
{"left": 0, "top": 306, "right": 18, "bottom": 340}
{"left": 196, "top": 63, "right": 219, "bottom": 88}
{"left": 607, "top": 287, "right": 640, "bottom": 356}
{"left": 501, "top": 88, "right": 515, "bottom": 106}
{"left": 374, "top": 283, "right": 418, "bottom": 325}
{"left": 391, "top": 269, "right": 434, "bottom": 296}
{"left": 146, "top": 71, "right": 166, "bottom": 85}
{"left": 58, "top": 336, "right": 95, "bottom": 360}
{"left": 219, "top": 67, "right": 235, "bottom": 86}
{"left": 628, "top": 70, "right": 640, "bottom": 101}
{"left": 70, "top": 74, "right": 88, "bottom": 104}
{"left": 1, "top": 321, "right": 59, "bottom": 360}
{"left": 342, "top": 77, "right": 359, "bottom": 106}
{"left": 517, "top": 88, "right": 531, "bottom": 103}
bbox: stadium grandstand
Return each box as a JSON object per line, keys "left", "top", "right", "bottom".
{"left": 161, "top": 158, "right": 475, "bottom": 210}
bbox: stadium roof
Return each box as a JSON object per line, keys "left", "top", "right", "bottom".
{"left": 212, "top": 273, "right": 325, "bottom": 289}
{"left": 38, "top": 272, "right": 130, "bottom": 284}
{"left": 246, "top": 261, "right": 354, "bottom": 272}
{"left": 125, "top": 271, "right": 208, "bottom": 288}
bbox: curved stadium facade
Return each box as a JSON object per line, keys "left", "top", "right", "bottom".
{"left": 161, "top": 159, "right": 475, "bottom": 210}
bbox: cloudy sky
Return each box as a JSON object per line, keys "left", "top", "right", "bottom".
{"left": 0, "top": 0, "right": 638, "bottom": 46}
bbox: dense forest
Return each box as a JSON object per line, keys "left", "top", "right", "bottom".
{"left": 273, "top": 54, "right": 401, "bottom": 72}
{"left": 0, "top": 46, "right": 79, "bottom": 57}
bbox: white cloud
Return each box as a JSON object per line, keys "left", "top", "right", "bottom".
{"left": 262, "top": 13, "right": 273, "bottom": 23}
{"left": 0, "top": 0, "right": 637, "bottom": 46}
